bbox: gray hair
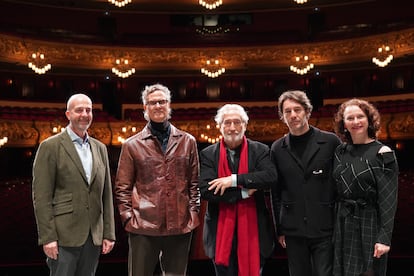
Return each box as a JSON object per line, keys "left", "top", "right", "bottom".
{"left": 141, "top": 83, "right": 172, "bottom": 121}
{"left": 214, "top": 104, "right": 249, "bottom": 125}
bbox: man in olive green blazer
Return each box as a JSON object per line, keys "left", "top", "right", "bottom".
{"left": 32, "top": 94, "right": 115, "bottom": 276}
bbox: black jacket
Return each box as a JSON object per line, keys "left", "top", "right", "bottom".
{"left": 270, "top": 126, "right": 340, "bottom": 238}
{"left": 199, "top": 139, "right": 277, "bottom": 259}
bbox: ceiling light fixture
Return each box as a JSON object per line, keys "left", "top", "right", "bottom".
{"left": 289, "top": 55, "right": 314, "bottom": 75}
{"left": 199, "top": 0, "right": 223, "bottom": 10}
{"left": 372, "top": 45, "right": 394, "bottom": 67}
{"left": 27, "top": 52, "right": 51, "bottom": 74}
{"left": 112, "top": 58, "right": 135, "bottom": 78}
{"left": 108, "top": 0, "right": 132, "bottom": 7}
{"left": 196, "top": 26, "right": 231, "bottom": 36}
{"left": 201, "top": 59, "right": 226, "bottom": 78}
{"left": 293, "top": 0, "right": 308, "bottom": 4}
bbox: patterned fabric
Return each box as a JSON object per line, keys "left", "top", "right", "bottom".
{"left": 332, "top": 141, "right": 398, "bottom": 276}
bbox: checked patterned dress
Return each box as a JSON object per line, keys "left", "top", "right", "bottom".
{"left": 332, "top": 140, "right": 398, "bottom": 276}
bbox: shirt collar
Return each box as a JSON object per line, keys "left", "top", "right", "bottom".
{"left": 67, "top": 126, "right": 89, "bottom": 145}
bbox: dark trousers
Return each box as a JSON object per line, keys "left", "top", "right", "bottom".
{"left": 213, "top": 234, "right": 265, "bottom": 276}
{"left": 46, "top": 234, "right": 101, "bottom": 276}
{"left": 285, "top": 235, "right": 333, "bottom": 276}
{"left": 128, "top": 232, "right": 192, "bottom": 276}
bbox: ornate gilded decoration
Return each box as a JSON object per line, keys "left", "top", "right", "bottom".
{"left": 0, "top": 120, "right": 39, "bottom": 147}
{"left": 1, "top": 107, "right": 412, "bottom": 147}
{"left": 1, "top": 28, "right": 414, "bottom": 74}
{"left": 388, "top": 113, "right": 414, "bottom": 140}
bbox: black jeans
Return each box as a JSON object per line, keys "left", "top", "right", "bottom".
{"left": 285, "top": 235, "right": 333, "bottom": 276}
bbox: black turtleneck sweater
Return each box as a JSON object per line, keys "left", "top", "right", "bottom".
{"left": 289, "top": 127, "right": 314, "bottom": 161}
{"left": 149, "top": 121, "right": 170, "bottom": 153}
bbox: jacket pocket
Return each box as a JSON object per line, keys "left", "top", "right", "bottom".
{"left": 53, "top": 193, "right": 73, "bottom": 216}
{"left": 280, "top": 201, "right": 301, "bottom": 230}
{"left": 314, "top": 201, "right": 335, "bottom": 230}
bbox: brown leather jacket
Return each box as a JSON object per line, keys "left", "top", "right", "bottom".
{"left": 115, "top": 124, "right": 200, "bottom": 236}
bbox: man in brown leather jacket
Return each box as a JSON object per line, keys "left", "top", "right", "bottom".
{"left": 114, "top": 83, "right": 200, "bottom": 276}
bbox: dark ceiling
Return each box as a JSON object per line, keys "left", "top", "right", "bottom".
{"left": 0, "top": 0, "right": 413, "bottom": 78}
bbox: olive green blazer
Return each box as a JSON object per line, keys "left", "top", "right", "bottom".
{"left": 32, "top": 130, "right": 115, "bottom": 247}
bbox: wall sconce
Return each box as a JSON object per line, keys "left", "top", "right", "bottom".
{"left": 372, "top": 45, "right": 394, "bottom": 67}
{"left": 289, "top": 55, "right": 314, "bottom": 75}
{"left": 108, "top": 0, "right": 132, "bottom": 7}
{"left": 117, "top": 125, "right": 138, "bottom": 143}
{"left": 0, "top": 136, "right": 8, "bottom": 148}
{"left": 201, "top": 59, "right": 226, "bottom": 78}
{"left": 199, "top": 0, "right": 223, "bottom": 10}
{"left": 200, "top": 123, "right": 221, "bottom": 144}
{"left": 52, "top": 124, "right": 65, "bottom": 134}
{"left": 28, "top": 52, "right": 52, "bottom": 74}
{"left": 112, "top": 58, "right": 136, "bottom": 78}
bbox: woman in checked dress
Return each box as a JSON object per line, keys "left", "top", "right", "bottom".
{"left": 332, "top": 98, "right": 398, "bottom": 276}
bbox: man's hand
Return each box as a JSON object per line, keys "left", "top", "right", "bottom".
{"left": 208, "top": 176, "right": 232, "bottom": 195}
{"left": 102, "top": 239, "right": 115, "bottom": 254}
{"left": 278, "top": 235, "right": 286, "bottom": 248}
{"left": 43, "top": 241, "right": 58, "bottom": 260}
{"left": 247, "top": 189, "right": 257, "bottom": 197}
{"left": 187, "top": 211, "right": 200, "bottom": 230}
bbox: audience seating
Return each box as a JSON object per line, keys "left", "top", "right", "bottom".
{"left": 0, "top": 170, "right": 413, "bottom": 266}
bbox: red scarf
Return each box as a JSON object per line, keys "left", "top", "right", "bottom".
{"left": 215, "top": 136, "right": 260, "bottom": 276}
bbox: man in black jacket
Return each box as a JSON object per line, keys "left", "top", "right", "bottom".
{"left": 270, "top": 90, "right": 340, "bottom": 276}
{"left": 199, "top": 104, "right": 277, "bottom": 276}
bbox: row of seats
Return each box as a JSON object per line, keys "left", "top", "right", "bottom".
{"left": 2, "top": 99, "right": 414, "bottom": 122}
{"left": 0, "top": 106, "right": 117, "bottom": 122}
{"left": 1, "top": 169, "right": 413, "bottom": 265}
{"left": 124, "top": 99, "right": 414, "bottom": 121}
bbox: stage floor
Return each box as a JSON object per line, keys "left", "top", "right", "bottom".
{"left": 0, "top": 257, "right": 411, "bottom": 276}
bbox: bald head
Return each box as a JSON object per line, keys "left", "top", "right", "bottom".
{"left": 67, "top": 93, "right": 92, "bottom": 111}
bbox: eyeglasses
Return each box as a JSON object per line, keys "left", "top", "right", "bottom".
{"left": 223, "top": 119, "right": 243, "bottom": 127}
{"left": 147, "top": 99, "right": 168, "bottom": 106}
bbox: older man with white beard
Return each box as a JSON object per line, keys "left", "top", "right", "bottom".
{"left": 199, "top": 104, "right": 277, "bottom": 276}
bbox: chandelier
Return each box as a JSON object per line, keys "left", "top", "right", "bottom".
{"left": 27, "top": 52, "right": 52, "bottom": 74}
{"left": 196, "top": 26, "right": 231, "bottom": 36}
{"left": 200, "top": 123, "right": 221, "bottom": 144}
{"left": 372, "top": 45, "right": 394, "bottom": 67}
{"left": 108, "top": 0, "right": 132, "bottom": 7}
{"left": 0, "top": 136, "right": 8, "bottom": 148}
{"left": 199, "top": 0, "right": 223, "bottom": 10}
{"left": 201, "top": 59, "right": 226, "bottom": 78}
{"left": 289, "top": 55, "right": 314, "bottom": 75}
{"left": 293, "top": 0, "right": 308, "bottom": 4}
{"left": 112, "top": 58, "right": 136, "bottom": 78}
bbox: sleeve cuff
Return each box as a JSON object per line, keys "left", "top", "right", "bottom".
{"left": 231, "top": 174, "right": 237, "bottom": 187}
